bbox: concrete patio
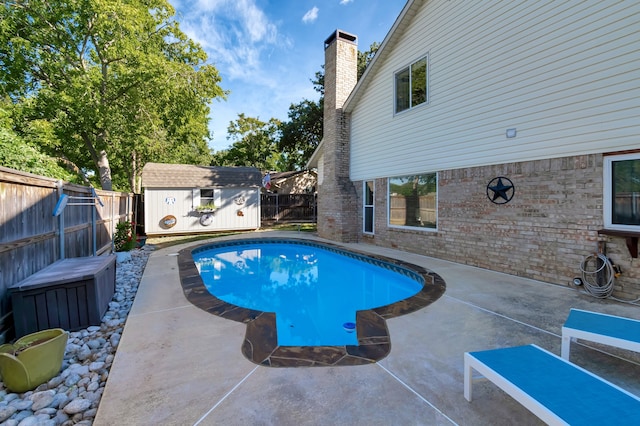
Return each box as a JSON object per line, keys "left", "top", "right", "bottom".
{"left": 94, "top": 231, "right": 640, "bottom": 425}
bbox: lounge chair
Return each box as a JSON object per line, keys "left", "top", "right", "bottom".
{"left": 464, "top": 344, "right": 640, "bottom": 425}
{"left": 561, "top": 308, "right": 640, "bottom": 360}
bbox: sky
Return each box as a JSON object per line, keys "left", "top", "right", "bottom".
{"left": 169, "top": 0, "right": 408, "bottom": 152}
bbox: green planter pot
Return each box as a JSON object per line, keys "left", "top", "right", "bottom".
{"left": 0, "top": 328, "right": 68, "bottom": 393}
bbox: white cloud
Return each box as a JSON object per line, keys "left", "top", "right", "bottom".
{"left": 302, "top": 7, "right": 319, "bottom": 24}
{"left": 174, "top": 0, "right": 323, "bottom": 149}
{"left": 177, "top": 0, "right": 289, "bottom": 83}
{"left": 189, "top": 0, "right": 277, "bottom": 44}
{"left": 339, "top": 0, "right": 354, "bottom": 4}
{"left": 235, "top": 0, "right": 278, "bottom": 43}
{"left": 194, "top": 0, "right": 227, "bottom": 12}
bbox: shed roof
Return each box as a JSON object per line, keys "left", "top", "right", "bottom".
{"left": 141, "top": 163, "right": 262, "bottom": 189}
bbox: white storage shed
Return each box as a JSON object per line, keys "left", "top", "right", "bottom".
{"left": 141, "top": 163, "right": 261, "bottom": 235}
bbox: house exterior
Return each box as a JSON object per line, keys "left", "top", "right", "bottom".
{"left": 260, "top": 171, "right": 317, "bottom": 223}
{"left": 141, "top": 163, "right": 261, "bottom": 235}
{"left": 265, "top": 170, "right": 317, "bottom": 194}
{"left": 310, "top": 1, "right": 640, "bottom": 300}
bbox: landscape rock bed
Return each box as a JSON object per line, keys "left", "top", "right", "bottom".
{"left": 0, "top": 247, "right": 151, "bottom": 426}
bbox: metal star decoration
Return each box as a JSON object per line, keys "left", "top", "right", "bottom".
{"left": 486, "top": 177, "right": 515, "bottom": 204}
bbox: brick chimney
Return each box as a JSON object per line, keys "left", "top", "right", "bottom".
{"left": 317, "top": 30, "right": 359, "bottom": 242}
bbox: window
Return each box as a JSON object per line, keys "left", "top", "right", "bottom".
{"left": 388, "top": 173, "right": 437, "bottom": 229}
{"left": 395, "top": 56, "right": 428, "bottom": 113}
{"left": 363, "top": 181, "right": 374, "bottom": 234}
{"left": 604, "top": 153, "right": 640, "bottom": 230}
{"left": 200, "top": 189, "right": 215, "bottom": 207}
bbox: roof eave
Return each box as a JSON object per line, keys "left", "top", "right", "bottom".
{"left": 344, "top": 0, "right": 421, "bottom": 113}
{"left": 306, "top": 138, "right": 325, "bottom": 169}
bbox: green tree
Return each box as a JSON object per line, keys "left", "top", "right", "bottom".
{"left": 213, "top": 114, "right": 281, "bottom": 171}
{"left": 276, "top": 42, "right": 380, "bottom": 170}
{"left": 358, "top": 42, "right": 380, "bottom": 79}
{"left": 0, "top": 100, "right": 88, "bottom": 183}
{"left": 277, "top": 99, "right": 323, "bottom": 170}
{"left": 311, "top": 41, "right": 379, "bottom": 93}
{"left": 0, "top": 0, "right": 226, "bottom": 192}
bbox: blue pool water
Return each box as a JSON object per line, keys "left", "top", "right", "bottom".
{"left": 193, "top": 242, "right": 422, "bottom": 347}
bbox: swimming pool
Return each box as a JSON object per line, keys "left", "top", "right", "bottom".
{"left": 193, "top": 242, "right": 423, "bottom": 346}
{"left": 178, "top": 238, "right": 446, "bottom": 367}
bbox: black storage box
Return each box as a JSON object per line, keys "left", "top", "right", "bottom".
{"left": 9, "top": 255, "right": 116, "bottom": 337}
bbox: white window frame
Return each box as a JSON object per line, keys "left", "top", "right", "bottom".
{"left": 200, "top": 188, "right": 215, "bottom": 206}
{"left": 394, "top": 54, "right": 429, "bottom": 115}
{"left": 193, "top": 188, "right": 218, "bottom": 209}
{"left": 363, "top": 181, "right": 375, "bottom": 234}
{"left": 387, "top": 173, "right": 438, "bottom": 232}
{"left": 604, "top": 153, "right": 640, "bottom": 231}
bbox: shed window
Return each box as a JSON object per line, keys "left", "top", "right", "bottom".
{"left": 200, "top": 189, "right": 215, "bottom": 206}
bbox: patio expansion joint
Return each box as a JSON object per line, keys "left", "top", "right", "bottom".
{"left": 446, "top": 295, "right": 640, "bottom": 369}
{"left": 443, "top": 294, "right": 561, "bottom": 339}
{"left": 376, "top": 362, "right": 459, "bottom": 425}
{"left": 192, "top": 365, "right": 260, "bottom": 426}
{"left": 128, "top": 303, "right": 195, "bottom": 318}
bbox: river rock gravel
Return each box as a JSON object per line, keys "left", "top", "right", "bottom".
{"left": 0, "top": 246, "right": 152, "bottom": 426}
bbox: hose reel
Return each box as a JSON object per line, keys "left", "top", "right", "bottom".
{"left": 577, "top": 253, "right": 619, "bottom": 299}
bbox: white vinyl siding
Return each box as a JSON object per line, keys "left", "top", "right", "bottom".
{"left": 349, "top": 0, "right": 640, "bottom": 180}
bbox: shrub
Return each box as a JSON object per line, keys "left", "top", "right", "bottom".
{"left": 114, "top": 221, "right": 136, "bottom": 252}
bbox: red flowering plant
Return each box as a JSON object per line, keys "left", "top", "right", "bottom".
{"left": 114, "top": 221, "right": 136, "bottom": 252}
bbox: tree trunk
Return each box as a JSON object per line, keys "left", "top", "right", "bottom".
{"left": 129, "top": 150, "right": 137, "bottom": 193}
{"left": 80, "top": 131, "right": 113, "bottom": 191}
{"left": 98, "top": 150, "right": 113, "bottom": 191}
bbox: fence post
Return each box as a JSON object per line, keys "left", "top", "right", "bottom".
{"left": 56, "top": 181, "right": 65, "bottom": 260}
{"left": 91, "top": 204, "right": 96, "bottom": 256}
{"left": 111, "top": 193, "right": 115, "bottom": 252}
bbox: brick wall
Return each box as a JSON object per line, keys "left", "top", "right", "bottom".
{"left": 356, "top": 154, "right": 640, "bottom": 300}
{"left": 317, "top": 31, "right": 359, "bottom": 242}
{"left": 317, "top": 30, "right": 640, "bottom": 300}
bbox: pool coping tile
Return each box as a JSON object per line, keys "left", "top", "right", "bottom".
{"left": 177, "top": 237, "right": 446, "bottom": 367}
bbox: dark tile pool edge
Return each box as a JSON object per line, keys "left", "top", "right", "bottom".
{"left": 177, "top": 237, "right": 446, "bottom": 367}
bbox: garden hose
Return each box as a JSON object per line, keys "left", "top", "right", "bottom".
{"left": 579, "top": 253, "right": 615, "bottom": 299}
{"left": 578, "top": 254, "right": 640, "bottom": 303}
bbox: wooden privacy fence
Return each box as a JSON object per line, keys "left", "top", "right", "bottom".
{"left": 261, "top": 193, "right": 317, "bottom": 223}
{"left": 0, "top": 166, "right": 133, "bottom": 341}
